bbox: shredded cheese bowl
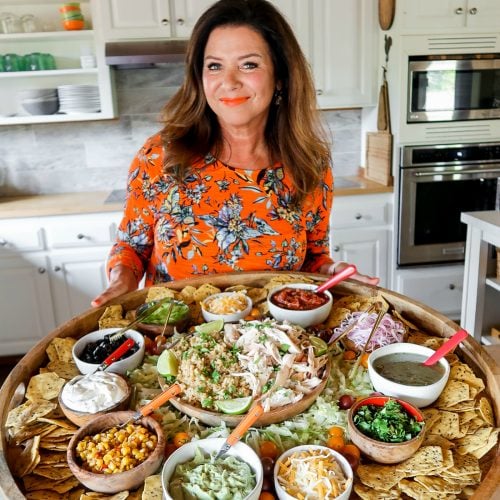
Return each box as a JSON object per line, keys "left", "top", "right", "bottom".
{"left": 201, "top": 292, "right": 253, "bottom": 323}
{"left": 274, "top": 445, "right": 353, "bottom": 500}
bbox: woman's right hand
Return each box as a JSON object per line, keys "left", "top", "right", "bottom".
{"left": 91, "top": 265, "right": 139, "bottom": 308}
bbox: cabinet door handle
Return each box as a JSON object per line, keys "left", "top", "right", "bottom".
{"left": 455, "top": 7, "right": 463, "bottom": 14}
{"left": 355, "top": 213, "right": 363, "bottom": 220}
{"left": 333, "top": 245, "right": 340, "bottom": 252}
{"left": 177, "top": 18, "right": 185, "bottom": 25}
{"left": 161, "top": 18, "right": 169, "bottom": 25}
{"left": 0, "top": 238, "right": 7, "bottom": 246}
{"left": 77, "top": 233, "right": 87, "bottom": 240}
{"left": 316, "top": 89, "right": 323, "bottom": 96}
{"left": 54, "top": 266, "right": 61, "bottom": 272}
{"left": 449, "top": 284, "right": 456, "bottom": 290}
{"left": 469, "top": 7, "right": 477, "bottom": 14}
{"left": 38, "top": 267, "right": 46, "bottom": 274}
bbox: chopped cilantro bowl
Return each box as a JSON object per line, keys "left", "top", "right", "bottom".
{"left": 352, "top": 399, "right": 424, "bottom": 443}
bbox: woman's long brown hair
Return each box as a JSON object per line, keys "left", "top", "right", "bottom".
{"left": 159, "top": 0, "right": 331, "bottom": 206}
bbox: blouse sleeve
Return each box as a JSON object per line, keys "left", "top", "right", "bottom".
{"left": 301, "top": 165, "right": 334, "bottom": 273}
{"left": 106, "top": 137, "right": 161, "bottom": 282}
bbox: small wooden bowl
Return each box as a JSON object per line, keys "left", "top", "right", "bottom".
{"left": 59, "top": 375, "right": 132, "bottom": 427}
{"left": 67, "top": 410, "right": 165, "bottom": 494}
{"left": 347, "top": 396, "right": 425, "bottom": 464}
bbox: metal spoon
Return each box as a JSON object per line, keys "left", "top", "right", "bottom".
{"left": 422, "top": 328, "right": 468, "bottom": 366}
{"left": 315, "top": 264, "right": 357, "bottom": 294}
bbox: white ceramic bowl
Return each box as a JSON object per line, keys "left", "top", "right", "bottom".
{"left": 72, "top": 328, "right": 145, "bottom": 375}
{"left": 368, "top": 342, "right": 450, "bottom": 408}
{"left": 201, "top": 292, "right": 253, "bottom": 323}
{"left": 161, "top": 438, "right": 263, "bottom": 500}
{"left": 267, "top": 283, "right": 333, "bottom": 328}
{"left": 274, "top": 445, "right": 353, "bottom": 500}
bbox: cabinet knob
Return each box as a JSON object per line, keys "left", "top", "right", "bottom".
{"left": 177, "top": 18, "right": 185, "bottom": 25}
{"left": 455, "top": 7, "right": 463, "bottom": 14}
{"left": 0, "top": 238, "right": 7, "bottom": 247}
{"left": 355, "top": 213, "right": 363, "bottom": 220}
{"left": 38, "top": 267, "right": 46, "bottom": 274}
{"left": 161, "top": 18, "right": 169, "bottom": 26}
{"left": 54, "top": 266, "right": 61, "bottom": 272}
{"left": 469, "top": 7, "right": 477, "bottom": 14}
{"left": 449, "top": 284, "right": 456, "bottom": 290}
{"left": 333, "top": 245, "right": 340, "bottom": 252}
{"left": 316, "top": 89, "right": 323, "bottom": 96}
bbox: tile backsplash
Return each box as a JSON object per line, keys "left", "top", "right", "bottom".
{"left": 0, "top": 64, "right": 362, "bottom": 196}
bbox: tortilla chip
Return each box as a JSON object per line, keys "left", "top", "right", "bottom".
{"left": 455, "top": 428, "right": 495, "bottom": 454}
{"left": 396, "top": 446, "right": 444, "bottom": 475}
{"left": 68, "top": 488, "right": 86, "bottom": 500}
{"left": 477, "top": 397, "right": 495, "bottom": 426}
{"left": 445, "top": 352, "right": 460, "bottom": 365}
{"left": 178, "top": 285, "right": 197, "bottom": 304}
{"left": 142, "top": 474, "right": 162, "bottom": 499}
{"left": 26, "top": 372, "right": 65, "bottom": 401}
{"left": 445, "top": 400, "right": 476, "bottom": 412}
{"left": 24, "top": 491, "right": 64, "bottom": 500}
{"left": 357, "top": 464, "right": 406, "bottom": 490}
{"left": 37, "top": 417, "right": 77, "bottom": 431}
{"left": 469, "top": 429, "right": 499, "bottom": 459}
{"left": 23, "top": 474, "right": 56, "bottom": 492}
{"left": 146, "top": 286, "right": 176, "bottom": 302}
{"left": 450, "top": 364, "right": 485, "bottom": 392}
{"left": 50, "top": 477, "right": 81, "bottom": 494}
{"left": 399, "top": 479, "right": 453, "bottom": 499}
{"left": 444, "top": 452, "right": 481, "bottom": 476}
{"left": 10, "top": 435, "right": 41, "bottom": 478}
{"left": 246, "top": 287, "right": 268, "bottom": 304}
{"left": 414, "top": 475, "right": 462, "bottom": 494}
{"left": 354, "top": 482, "right": 400, "bottom": 499}
{"left": 6, "top": 399, "right": 57, "bottom": 428}
{"left": 325, "top": 307, "right": 351, "bottom": 328}
{"left": 127, "top": 488, "right": 144, "bottom": 500}
{"left": 46, "top": 360, "right": 80, "bottom": 380}
{"left": 466, "top": 417, "right": 486, "bottom": 434}
{"left": 51, "top": 338, "right": 76, "bottom": 363}
{"left": 441, "top": 448, "right": 455, "bottom": 470}
{"left": 421, "top": 408, "right": 441, "bottom": 431}
{"left": 9, "top": 422, "right": 52, "bottom": 445}
{"left": 429, "top": 411, "right": 462, "bottom": 439}
{"left": 422, "top": 434, "right": 455, "bottom": 450}
{"left": 192, "top": 283, "right": 221, "bottom": 302}
{"left": 33, "top": 465, "right": 73, "bottom": 480}
{"left": 45, "top": 343, "right": 59, "bottom": 363}
{"left": 81, "top": 492, "right": 129, "bottom": 500}
{"left": 435, "top": 379, "right": 470, "bottom": 409}
{"left": 38, "top": 451, "right": 67, "bottom": 465}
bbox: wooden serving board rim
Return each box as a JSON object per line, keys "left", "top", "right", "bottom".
{"left": 0, "top": 271, "right": 499, "bottom": 499}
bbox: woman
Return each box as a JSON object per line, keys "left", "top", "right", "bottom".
{"left": 92, "top": 0, "right": 378, "bottom": 307}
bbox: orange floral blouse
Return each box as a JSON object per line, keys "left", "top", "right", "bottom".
{"left": 108, "top": 133, "right": 334, "bottom": 285}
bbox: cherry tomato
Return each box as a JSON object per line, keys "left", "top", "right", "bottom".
{"left": 164, "top": 442, "right": 177, "bottom": 459}
{"left": 342, "top": 444, "right": 361, "bottom": 460}
{"left": 327, "top": 426, "right": 344, "bottom": 438}
{"left": 261, "top": 456, "right": 275, "bottom": 477}
{"left": 144, "top": 336, "right": 155, "bottom": 354}
{"left": 360, "top": 352, "right": 370, "bottom": 369}
{"left": 244, "top": 307, "right": 261, "bottom": 321}
{"left": 343, "top": 451, "right": 360, "bottom": 471}
{"left": 338, "top": 394, "right": 355, "bottom": 410}
{"left": 173, "top": 432, "right": 190, "bottom": 448}
{"left": 259, "top": 440, "right": 279, "bottom": 460}
{"left": 326, "top": 435, "right": 345, "bottom": 452}
{"left": 343, "top": 350, "right": 356, "bottom": 360}
{"left": 259, "top": 492, "right": 276, "bottom": 500}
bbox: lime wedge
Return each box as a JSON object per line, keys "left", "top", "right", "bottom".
{"left": 310, "top": 336, "right": 328, "bottom": 356}
{"left": 157, "top": 349, "right": 179, "bottom": 377}
{"left": 195, "top": 319, "right": 224, "bottom": 335}
{"left": 215, "top": 396, "right": 253, "bottom": 415}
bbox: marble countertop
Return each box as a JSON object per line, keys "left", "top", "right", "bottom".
{"left": 0, "top": 174, "right": 393, "bottom": 219}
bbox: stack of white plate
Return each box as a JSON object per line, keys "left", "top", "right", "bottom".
{"left": 57, "top": 85, "right": 100, "bottom": 114}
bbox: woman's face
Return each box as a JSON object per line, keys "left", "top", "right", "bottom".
{"left": 202, "top": 25, "right": 276, "bottom": 131}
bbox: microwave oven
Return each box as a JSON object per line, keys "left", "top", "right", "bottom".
{"left": 407, "top": 54, "right": 500, "bottom": 123}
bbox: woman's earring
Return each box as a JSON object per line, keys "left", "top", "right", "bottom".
{"left": 274, "top": 89, "right": 283, "bottom": 106}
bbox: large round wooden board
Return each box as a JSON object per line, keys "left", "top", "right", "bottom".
{"left": 157, "top": 361, "right": 330, "bottom": 428}
{"left": 1, "top": 271, "right": 499, "bottom": 499}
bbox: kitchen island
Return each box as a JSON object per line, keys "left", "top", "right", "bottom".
{"left": 461, "top": 211, "right": 500, "bottom": 345}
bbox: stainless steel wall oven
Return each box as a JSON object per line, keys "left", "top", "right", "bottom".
{"left": 398, "top": 142, "right": 500, "bottom": 266}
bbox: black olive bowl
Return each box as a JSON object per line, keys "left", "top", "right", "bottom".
{"left": 72, "top": 328, "right": 145, "bottom": 375}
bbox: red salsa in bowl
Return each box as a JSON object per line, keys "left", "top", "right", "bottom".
{"left": 271, "top": 287, "right": 329, "bottom": 311}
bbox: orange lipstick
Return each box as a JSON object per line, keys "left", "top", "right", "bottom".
{"left": 220, "top": 97, "right": 249, "bottom": 106}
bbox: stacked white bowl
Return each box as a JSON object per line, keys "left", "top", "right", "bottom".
{"left": 19, "top": 88, "right": 58, "bottom": 115}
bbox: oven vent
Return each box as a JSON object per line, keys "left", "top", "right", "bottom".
{"left": 423, "top": 123, "right": 493, "bottom": 142}
{"left": 426, "top": 35, "right": 498, "bottom": 51}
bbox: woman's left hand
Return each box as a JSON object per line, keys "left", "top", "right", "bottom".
{"left": 322, "top": 261, "right": 380, "bottom": 286}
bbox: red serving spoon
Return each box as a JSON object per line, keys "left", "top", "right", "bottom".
{"left": 315, "top": 264, "right": 357, "bottom": 294}
{"left": 422, "top": 328, "right": 469, "bottom": 366}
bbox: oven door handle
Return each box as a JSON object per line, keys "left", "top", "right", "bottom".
{"left": 413, "top": 168, "right": 500, "bottom": 177}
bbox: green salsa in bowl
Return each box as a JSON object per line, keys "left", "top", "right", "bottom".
{"left": 134, "top": 299, "right": 191, "bottom": 336}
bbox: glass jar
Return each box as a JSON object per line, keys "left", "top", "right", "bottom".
{"left": 0, "top": 12, "right": 22, "bottom": 34}
{"left": 21, "top": 14, "right": 38, "bottom": 33}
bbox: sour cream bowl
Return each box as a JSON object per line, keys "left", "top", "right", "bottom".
{"left": 162, "top": 438, "right": 263, "bottom": 500}
{"left": 267, "top": 283, "right": 333, "bottom": 328}
{"left": 368, "top": 342, "right": 450, "bottom": 408}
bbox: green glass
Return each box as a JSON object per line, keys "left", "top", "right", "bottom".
{"left": 39, "top": 53, "right": 56, "bottom": 70}
{"left": 4, "top": 53, "right": 22, "bottom": 72}
{"left": 0, "top": 56, "right": 5, "bottom": 72}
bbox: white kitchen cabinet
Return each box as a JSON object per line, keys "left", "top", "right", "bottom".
{"left": 330, "top": 193, "right": 393, "bottom": 287}
{"left": 398, "top": 0, "right": 500, "bottom": 31}
{"left": 97, "top": 0, "right": 213, "bottom": 40}
{"left": 0, "top": 212, "right": 121, "bottom": 355}
{"left": 394, "top": 265, "right": 464, "bottom": 319}
{"left": 0, "top": 0, "right": 115, "bottom": 126}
